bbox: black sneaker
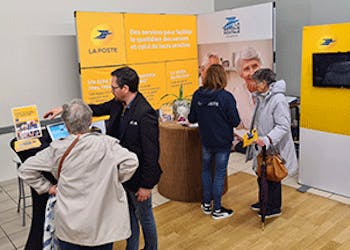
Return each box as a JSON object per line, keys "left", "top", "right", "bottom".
{"left": 250, "top": 202, "right": 260, "bottom": 211}
{"left": 258, "top": 209, "right": 281, "bottom": 219}
{"left": 212, "top": 207, "right": 234, "bottom": 220}
{"left": 201, "top": 203, "right": 212, "bottom": 215}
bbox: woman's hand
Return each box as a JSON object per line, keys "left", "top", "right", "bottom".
{"left": 48, "top": 185, "right": 57, "bottom": 196}
{"left": 255, "top": 137, "right": 266, "bottom": 147}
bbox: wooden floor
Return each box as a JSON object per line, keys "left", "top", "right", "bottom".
{"left": 115, "top": 172, "right": 350, "bottom": 250}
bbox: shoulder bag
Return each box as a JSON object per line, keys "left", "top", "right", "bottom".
{"left": 256, "top": 136, "right": 288, "bottom": 182}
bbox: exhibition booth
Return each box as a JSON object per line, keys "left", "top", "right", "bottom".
{"left": 73, "top": 3, "right": 274, "bottom": 200}
{"left": 299, "top": 22, "right": 350, "bottom": 197}
{"left": 4, "top": 2, "right": 350, "bottom": 249}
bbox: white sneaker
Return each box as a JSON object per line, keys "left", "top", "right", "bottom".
{"left": 201, "top": 203, "right": 212, "bottom": 215}
{"left": 212, "top": 207, "right": 234, "bottom": 220}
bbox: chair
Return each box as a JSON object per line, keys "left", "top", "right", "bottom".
{"left": 10, "top": 140, "right": 32, "bottom": 227}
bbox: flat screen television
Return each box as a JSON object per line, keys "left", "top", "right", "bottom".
{"left": 312, "top": 52, "right": 350, "bottom": 88}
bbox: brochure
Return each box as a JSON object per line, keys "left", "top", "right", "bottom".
{"left": 242, "top": 128, "right": 258, "bottom": 148}
{"left": 12, "top": 105, "right": 42, "bottom": 141}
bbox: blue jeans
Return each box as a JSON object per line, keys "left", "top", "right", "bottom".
{"left": 201, "top": 146, "right": 231, "bottom": 210}
{"left": 126, "top": 189, "right": 158, "bottom": 250}
{"left": 58, "top": 239, "right": 112, "bottom": 250}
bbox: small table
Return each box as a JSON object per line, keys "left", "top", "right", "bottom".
{"left": 158, "top": 122, "right": 227, "bottom": 202}
{"left": 10, "top": 130, "right": 56, "bottom": 250}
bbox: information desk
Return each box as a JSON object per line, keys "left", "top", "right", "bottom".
{"left": 158, "top": 122, "right": 227, "bottom": 202}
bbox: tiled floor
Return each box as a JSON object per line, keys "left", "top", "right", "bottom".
{"left": 1, "top": 152, "right": 350, "bottom": 249}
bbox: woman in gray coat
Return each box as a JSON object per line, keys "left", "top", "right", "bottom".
{"left": 246, "top": 68, "right": 298, "bottom": 219}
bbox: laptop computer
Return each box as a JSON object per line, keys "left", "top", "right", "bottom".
{"left": 46, "top": 122, "right": 69, "bottom": 141}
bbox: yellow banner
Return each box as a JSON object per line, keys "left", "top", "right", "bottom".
{"left": 164, "top": 59, "right": 199, "bottom": 104}
{"left": 80, "top": 67, "right": 115, "bottom": 104}
{"left": 130, "top": 63, "right": 167, "bottom": 109}
{"left": 75, "top": 12, "right": 126, "bottom": 68}
{"left": 124, "top": 14, "right": 197, "bottom": 64}
{"left": 300, "top": 23, "right": 350, "bottom": 136}
{"left": 12, "top": 105, "right": 42, "bottom": 140}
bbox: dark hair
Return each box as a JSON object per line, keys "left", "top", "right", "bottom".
{"left": 203, "top": 64, "right": 227, "bottom": 90}
{"left": 111, "top": 67, "right": 139, "bottom": 92}
{"left": 252, "top": 68, "right": 276, "bottom": 85}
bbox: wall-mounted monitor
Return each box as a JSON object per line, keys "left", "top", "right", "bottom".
{"left": 312, "top": 52, "right": 350, "bottom": 88}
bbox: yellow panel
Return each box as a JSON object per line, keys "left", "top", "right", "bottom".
{"left": 165, "top": 59, "right": 199, "bottom": 102}
{"left": 76, "top": 12, "right": 126, "bottom": 68}
{"left": 130, "top": 63, "right": 167, "bottom": 109}
{"left": 80, "top": 67, "right": 116, "bottom": 104}
{"left": 124, "top": 14, "right": 197, "bottom": 64}
{"left": 300, "top": 23, "right": 350, "bottom": 136}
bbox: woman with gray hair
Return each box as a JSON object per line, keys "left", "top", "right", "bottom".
{"left": 18, "top": 99, "right": 138, "bottom": 250}
{"left": 246, "top": 68, "right": 298, "bottom": 219}
{"left": 61, "top": 99, "right": 93, "bottom": 134}
{"left": 232, "top": 47, "right": 264, "bottom": 153}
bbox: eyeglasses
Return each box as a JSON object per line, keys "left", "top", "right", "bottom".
{"left": 256, "top": 81, "right": 265, "bottom": 85}
{"left": 111, "top": 85, "right": 121, "bottom": 91}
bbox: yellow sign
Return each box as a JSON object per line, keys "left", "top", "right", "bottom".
{"left": 130, "top": 63, "right": 167, "bottom": 109}
{"left": 75, "top": 12, "right": 199, "bottom": 117}
{"left": 12, "top": 105, "right": 42, "bottom": 140}
{"left": 14, "top": 138, "right": 41, "bottom": 152}
{"left": 165, "top": 59, "right": 198, "bottom": 103}
{"left": 80, "top": 67, "right": 119, "bottom": 122}
{"left": 75, "top": 12, "right": 126, "bottom": 68}
{"left": 124, "top": 14, "right": 197, "bottom": 64}
{"left": 80, "top": 67, "right": 115, "bottom": 104}
{"left": 300, "top": 23, "right": 350, "bottom": 136}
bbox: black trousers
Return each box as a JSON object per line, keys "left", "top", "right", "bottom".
{"left": 257, "top": 177, "right": 281, "bottom": 211}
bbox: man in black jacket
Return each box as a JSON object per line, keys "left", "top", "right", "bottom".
{"left": 44, "top": 67, "right": 162, "bottom": 250}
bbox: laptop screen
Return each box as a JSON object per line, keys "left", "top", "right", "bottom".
{"left": 46, "top": 122, "right": 69, "bottom": 141}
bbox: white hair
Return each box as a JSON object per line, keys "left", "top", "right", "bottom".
{"left": 200, "top": 51, "right": 220, "bottom": 68}
{"left": 61, "top": 99, "right": 92, "bottom": 134}
{"left": 235, "top": 47, "right": 263, "bottom": 73}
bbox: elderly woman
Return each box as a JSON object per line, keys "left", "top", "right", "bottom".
{"left": 246, "top": 68, "right": 298, "bottom": 219}
{"left": 189, "top": 64, "right": 241, "bottom": 220}
{"left": 18, "top": 99, "right": 138, "bottom": 250}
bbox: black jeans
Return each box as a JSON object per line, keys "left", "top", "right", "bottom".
{"left": 257, "top": 177, "right": 281, "bottom": 212}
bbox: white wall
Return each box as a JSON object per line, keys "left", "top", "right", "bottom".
{"left": 0, "top": 0, "right": 214, "bottom": 182}
{"left": 299, "top": 129, "right": 350, "bottom": 197}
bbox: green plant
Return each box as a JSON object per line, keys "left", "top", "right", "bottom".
{"left": 160, "top": 84, "right": 192, "bottom": 105}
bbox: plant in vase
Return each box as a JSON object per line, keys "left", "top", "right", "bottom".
{"left": 160, "top": 85, "right": 192, "bottom": 122}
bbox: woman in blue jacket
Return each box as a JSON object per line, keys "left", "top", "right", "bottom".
{"left": 188, "top": 64, "right": 241, "bottom": 219}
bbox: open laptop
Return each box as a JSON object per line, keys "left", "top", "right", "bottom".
{"left": 46, "top": 122, "right": 69, "bottom": 141}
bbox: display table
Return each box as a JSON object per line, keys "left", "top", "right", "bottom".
{"left": 158, "top": 122, "right": 227, "bottom": 202}
{"left": 10, "top": 129, "right": 56, "bottom": 250}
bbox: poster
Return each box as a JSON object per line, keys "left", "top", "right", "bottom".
{"left": 80, "top": 67, "right": 115, "bottom": 104}
{"left": 75, "top": 12, "right": 199, "bottom": 110}
{"left": 130, "top": 62, "right": 167, "bottom": 109}
{"left": 197, "top": 3, "right": 274, "bottom": 130}
{"left": 80, "top": 67, "right": 116, "bottom": 122}
{"left": 75, "top": 12, "right": 126, "bottom": 68}
{"left": 12, "top": 105, "right": 42, "bottom": 140}
{"left": 124, "top": 14, "right": 197, "bottom": 64}
{"left": 165, "top": 59, "right": 199, "bottom": 102}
